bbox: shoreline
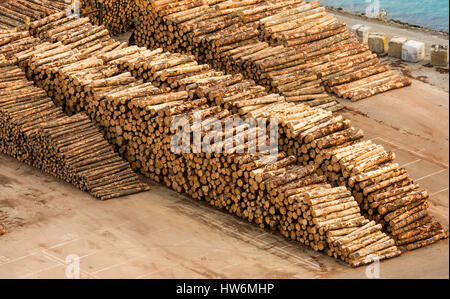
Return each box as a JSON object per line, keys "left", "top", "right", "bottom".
{"left": 324, "top": 5, "right": 449, "bottom": 38}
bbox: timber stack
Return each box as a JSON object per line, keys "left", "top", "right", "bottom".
{"left": 103, "top": 42, "right": 340, "bottom": 115}
{"left": 81, "top": 73, "right": 402, "bottom": 266}
{"left": 31, "top": 14, "right": 450, "bottom": 251}
{"left": 27, "top": 12, "right": 111, "bottom": 45}
{"left": 85, "top": 73, "right": 190, "bottom": 177}
{"left": 0, "top": 62, "right": 150, "bottom": 200}
{"left": 80, "top": 0, "right": 136, "bottom": 35}
{"left": 276, "top": 105, "right": 364, "bottom": 167}
{"left": 103, "top": 44, "right": 311, "bottom": 116}
{"left": 274, "top": 97, "right": 448, "bottom": 250}
{"left": 0, "top": 30, "right": 40, "bottom": 57}
{"left": 322, "top": 142, "right": 449, "bottom": 250}
{"left": 304, "top": 187, "right": 400, "bottom": 266}
{"left": 0, "top": 0, "right": 66, "bottom": 30}
{"left": 131, "top": 0, "right": 342, "bottom": 110}
{"left": 256, "top": 1, "right": 412, "bottom": 101}
{"left": 94, "top": 82, "right": 400, "bottom": 266}
{"left": 131, "top": 0, "right": 410, "bottom": 103}
{"left": 17, "top": 13, "right": 124, "bottom": 114}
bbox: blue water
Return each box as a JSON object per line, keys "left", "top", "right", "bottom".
{"left": 318, "top": 0, "right": 449, "bottom": 32}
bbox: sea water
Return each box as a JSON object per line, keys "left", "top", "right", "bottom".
{"left": 318, "top": 0, "right": 449, "bottom": 32}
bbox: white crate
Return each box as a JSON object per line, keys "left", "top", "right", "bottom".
{"left": 402, "top": 40, "right": 425, "bottom": 63}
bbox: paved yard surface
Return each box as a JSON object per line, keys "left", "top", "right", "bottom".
{"left": 0, "top": 79, "right": 448, "bottom": 279}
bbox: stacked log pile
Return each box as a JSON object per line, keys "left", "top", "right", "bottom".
{"left": 131, "top": 0, "right": 342, "bottom": 111}
{"left": 23, "top": 42, "right": 127, "bottom": 115}
{"left": 327, "top": 71, "right": 412, "bottom": 102}
{"left": 14, "top": 15, "right": 126, "bottom": 115}
{"left": 0, "top": 63, "right": 150, "bottom": 200}
{"left": 101, "top": 60, "right": 402, "bottom": 263}
{"left": 131, "top": 0, "right": 410, "bottom": 103}
{"left": 304, "top": 187, "right": 401, "bottom": 266}
{"left": 80, "top": 0, "right": 136, "bottom": 35}
{"left": 90, "top": 79, "right": 398, "bottom": 266}
{"left": 322, "top": 142, "right": 449, "bottom": 250}
{"left": 82, "top": 71, "right": 191, "bottom": 164}
{"left": 103, "top": 45, "right": 303, "bottom": 116}
{"left": 276, "top": 104, "right": 364, "bottom": 167}
{"left": 0, "top": 30, "right": 40, "bottom": 59}
{"left": 255, "top": 0, "right": 412, "bottom": 101}
{"left": 106, "top": 43, "right": 340, "bottom": 113}
{"left": 85, "top": 78, "right": 401, "bottom": 266}
{"left": 269, "top": 100, "right": 448, "bottom": 250}
{"left": 27, "top": 12, "right": 112, "bottom": 45}
{"left": 100, "top": 46, "right": 366, "bottom": 191}
{"left": 0, "top": 0, "right": 66, "bottom": 30}
{"left": 211, "top": 39, "right": 342, "bottom": 110}
{"left": 40, "top": 15, "right": 450, "bottom": 251}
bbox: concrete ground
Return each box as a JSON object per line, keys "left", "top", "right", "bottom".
{"left": 0, "top": 77, "right": 448, "bottom": 279}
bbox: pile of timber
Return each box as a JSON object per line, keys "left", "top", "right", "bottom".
{"left": 0, "top": 30, "right": 41, "bottom": 59}
{"left": 131, "top": 0, "right": 342, "bottom": 110}
{"left": 277, "top": 105, "right": 364, "bottom": 167}
{"left": 0, "top": 0, "right": 66, "bottom": 30}
{"left": 0, "top": 223, "right": 5, "bottom": 235}
{"left": 268, "top": 99, "right": 448, "bottom": 250}
{"left": 35, "top": 14, "right": 449, "bottom": 247}
{"left": 27, "top": 12, "right": 112, "bottom": 45}
{"left": 79, "top": 73, "right": 402, "bottom": 266}
{"left": 305, "top": 187, "right": 401, "bottom": 267}
{"left": 22, "top": 41, "right": 128, "bottom": 115}
{"left": 131, "top": 0, "right": 410, "bottom": 102}
{"left": 94, "top": 43, "right": 302, "bottom": 116}
{"left": 99, "top": 45, "right": 365, "bottom": 186}
{"left": 80, "top": 0, "right": 136, "bottom": 35}
{"left": 58, "top": 41, "right": 405, "bottom": 262}
{"left": 0, "top": 62, "right": 149, "bottom": 200}
{"left": 327, "top": 71, "right": 412, "bottom": 102}
{"left": 254, "top": 0, "right": 412, "bottom": 101}
{"left": 103, "top": 45, "right": 320, "bottom": 116}
{"left": 87, "top": 75, "right": 399, "bottom": 266}
{"left": 13, "top": 14, "right": 124, "bottom": 114}
{"left": 84, "top": 73, "right": 189, "bottom": 173}
{"left": 321, "top": 141, "right": 449, "bottom": 250}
